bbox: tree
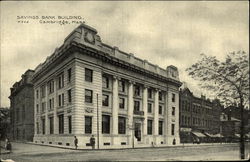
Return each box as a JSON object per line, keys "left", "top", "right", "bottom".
{"left": 186, "top": 51, "right": 249, "bottom": 159}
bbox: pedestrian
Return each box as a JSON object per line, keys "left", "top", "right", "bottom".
{"left": 173, "top": 138, "right": 176, "bottom": 145}
{"left": 90, "top": 135, "right": 95, "bottom": 149}
{"left": 74, "top": 136, "right": 78, "bottom": 149}
{"left": 5, "top": 138, "right": 12, "bottom": 153}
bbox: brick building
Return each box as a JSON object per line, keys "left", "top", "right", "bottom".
{"left": 179, "top": 87, "right": 223, "bottom": 143}
{"left": 32, "top": 23, "right": 182, "bottom": 148}
{"left": 9, "top": 69, "right": 35, "bottom": 141}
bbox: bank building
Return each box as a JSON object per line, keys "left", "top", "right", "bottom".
{"left": 32, "top": 23, "right": 182, "bottom": 148}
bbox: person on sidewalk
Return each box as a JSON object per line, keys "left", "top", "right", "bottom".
{"left": 90, "top": 135, "right": 95, "bottom": 149}
{"left": 5, "top": 138, "right": 12, "bottom": 153}
{"left": 74, "top": 136, "right": 78, "bottom": 150}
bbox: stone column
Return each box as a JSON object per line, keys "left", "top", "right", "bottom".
{"left": 143, "top": 86, "right": 148, "bottom": 137}
{"left": 112, "top": 76, "right": 119, "bottom": 136}
{"left": 127, "top": 81, "right": 134, "bottom": 145}
{"left": 153, "top": 89, "right": 159, "bottom": 144}
{"left": 45, "top": 85, "right": 49, "bottom": 135}
{"left": 164, "top": 91, "right": 169, "bottom": 144}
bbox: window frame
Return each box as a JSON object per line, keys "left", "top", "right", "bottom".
{"left": 85, "top": 89, "right": 93, "bottom": 103}
{"left": 85, "top": 68, "right": 93, "bottom": 82}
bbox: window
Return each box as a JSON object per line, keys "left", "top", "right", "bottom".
{"left": 147, "top": 120, "right": 153, "bottom": 135}
{"left": 159, "top": 121, "right": 163, "bottom": 135}
{"left": 41, "top": 85, "right": 46, "bottom": 98}
{"left": 118, "top": 80, "right": 125, "bottom": 92}
{"left": 42, "top": 102, "right": 46, "bottom": 113}
{"left": 68, "top": 89, "right": 72, "bottom": 103}
{"left": 148, "top": 89, "right": 152, "bottom": 99}
{"left": 85, "top": 89, "right": 93, "bottom": 103}
{"left": 102, "top": 76, "right": 109, "bottom": 88}
{"left": 134, "top": 101, "right": 140, "bottom": 111}
{"left": 119, "top": 98, "right": 125, "bottom": 109}
{"left": 181, "top": 115, "right": 184, "bottom": 125}
{"left": 118, "top": 117, "right": 126, "bottom": 134}
{"left": 85, "top": 116, "right": 92, "bottom": 134}
{"left": 102, "top": 115, "right": 110, "bottom": 134}
{"left": 85, "top": 68, "right": 93, "bottom": 82}
{"left": 22, "top": 105, "right": 25, "bottom": 119}
{"left": 172, "top": 93, "right": 175, "bottom": 102}
{"left": 36, "top": 90, "right": 39, "bottom": 99}
{"left": 42, "top": 118, "right": 45, "bottom": 134}
{"left": 172, "top": 107, "right": 175, "bottom": 116}
{"left": 36, "top": 122, "right": 39, "bottom": 134}
{"left": 36, "top": 104, "right": 39, "bottom": 113}
{"left": 48, "top": 80, "right": 54, "bottom": 93}
{"left": 58, "top": 94, "right": 64, "bottom": 107}
{"left": 159, "top": 91, "right": 163, "bottom": 101}
{"left": 58, "top": 73, "right": 64, "bottom": 89}
{"left": 148, "top": 103, "right": 152, "bottom": 113}
{"left": 159, "top": 105, "right": 163, "bottom": 115}
{"left": 49, "top": 98, "right": 54, "bottom": 110}
{"left": 134, "top": 85, "right": 140, "bottom": 96}
{"left": 16, "top": 108, "right": 19, "bottom": 122}
{"left": 58, "top": 114, "right": 64, "bottom": 134}
{"left": 67, "top": 68, "right": 72, "bottom": 83}
{"left": 68, "top": 116, "right": 72, "bottom": 134}
{"left": 102, "top": 94, "right": 109, "bottom": 106}
{"left": 49, "top": 117, "right": 54, "bottom": 134}
{"left": 171, "top": 124, "right": 175, "bottom": 135}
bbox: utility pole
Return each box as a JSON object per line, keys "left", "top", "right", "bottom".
{"left": 97, "top": 93, "right": 100, "bottom": 149}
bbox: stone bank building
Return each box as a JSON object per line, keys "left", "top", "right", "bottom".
{"left": 32, "top": 23, "right": 182, "bottom": 148}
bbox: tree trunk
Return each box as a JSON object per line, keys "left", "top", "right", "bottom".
{"left": 239, "top": 98, "right": 245, "bottom": 159}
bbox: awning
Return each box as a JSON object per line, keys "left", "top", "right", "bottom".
{"left": 235, "top": 134, "right": 240, "bottom": 138}
{"left": 192, "top": 132, "right": 206, "bottom": 137}
{"left": 213, "top": 133, "right": 224, "bottom": 138}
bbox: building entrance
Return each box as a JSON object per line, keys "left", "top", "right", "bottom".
{"left": 134, "top": 123, "right": 141, "bottom": 141}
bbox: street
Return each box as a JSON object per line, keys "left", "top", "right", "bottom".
{"left": 1, "top": 142, "right": 250, "bottom": 161}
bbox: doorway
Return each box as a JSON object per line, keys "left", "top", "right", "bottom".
{"left": 134, "top": 123, "right": 141, "bottom": 141}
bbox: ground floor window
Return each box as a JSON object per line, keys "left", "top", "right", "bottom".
{"left": 118, "top": 116, "right": 126, "bottom": 134}
{"left": 42, "top": 118, "right": 45, "bottom": 134}
{"left": 85, "top": 116, "right": 92, "bottom": 134}
{"left": 102, "top": 115, "right": 110, "bottom": 134}
{"left": 68, "top": 116, "right": 72, "bottom": 134}
{"left": 159, "top": 121, "right": 163, "bottom": 135}
{"left": 49, "top": 116, "right": 54, "bottom": 134}
{"left": 147, "top": 120, "right": 153, "bottom": 135}
{"left": 171, "top": 124, "right": 175, "bottom": 135}
{"left": 58, "top": 114, "right": 64, "bottom": 134}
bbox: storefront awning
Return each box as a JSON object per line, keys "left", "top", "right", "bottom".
{"left": 192, "top": 132, "right": 206, "bottom": 137}
{"left": 235, "top": 134, "right": 240, "bottom": 138}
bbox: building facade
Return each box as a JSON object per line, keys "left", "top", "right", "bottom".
{"left": 32, "top": 23, "right": 182, "bottom": 148}
{"left": 9, "top": 69, "right": 35, "bottom": 141}
{"left": 179, "top": 87, "right": 223, "bottom": 143}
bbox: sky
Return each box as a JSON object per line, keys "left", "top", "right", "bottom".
{"left": 0, "top": 1, "right": 249, "bottom": 107}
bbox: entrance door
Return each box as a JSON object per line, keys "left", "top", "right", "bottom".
{"left": 134, "top": 123, "right": 141, "bottom": 141}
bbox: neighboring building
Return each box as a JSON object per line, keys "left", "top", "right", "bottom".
{"left": 0, "top": 107, "right": 11, "bottom": 140}
{"left": 32, "top": 23, "right": 182, "bottom": 148}
{"left": 179, "top": 87, "right": 223, "bottom": 143}
{"left": 9, "top": 69, "right": 35, "bottom": 141}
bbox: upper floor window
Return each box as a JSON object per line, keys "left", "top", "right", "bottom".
{"left": 48, "top": 80, "right": 54, "bottom": 94}
{"left": 118, "top": 80, "right": 125, "bottom": 92}
{"left": 102, "top": 94, "right": 109, "bottom": 106}
{"left": 134, "top": 85, "right": 140, "bottom": 96}
{"left": 41, "top": 85, "right": 46, "bottom": 98}
{"left": 119, "top": 98, "right": 125, "bottom": 109}
{"left": 159, "top": 121, "right": 163, "bottom": 135}
{"left": 42, "top": 102, "right": 46, "bottom": 113}
{"left": 159, "top": 91, "right": 163, "bottom": 101}
{"left": 102, "top": 76, "right": 109, "bottom": 88}
{"left": 148, "top": 89, "right": 153, "bottom": 99}
{"left": 85, "top": 89, "right": 93, "bottom": 103}
{"left": 172, "top": 107, "right": 175, "bottom": 116}
{"left": 58, "top": 94, "right": 64, "bottom": 107}
{"left": 148, "top": 103, "right": 152, "bottom": 113}
{"left": 36, "top": 90, "right": 39, "bottom": 99}
{"left": 58, "top": 73, "right": 64, "bottom": 89}
{"left": 67, "top": 68, "right": 72, "bottom": 83}
{"left": 67, "top": 89, "right": 72, "bottom": 103}
{"left": 159, "top": 105, "right": 163, "bottom": 115}
{"left": 49, "top": 98, "right": 54, "bottom": 110}
{"left": 172, "top": 93, "right": 175, "bottom": 102}
{"left": 134, "top": 101, "right": 140, "bottom": 111}
{"left": 36, "top": 104, "right": 39, "bottom": 113}
{"left": 85, "top": 68, "right": 93, "bottom": 82}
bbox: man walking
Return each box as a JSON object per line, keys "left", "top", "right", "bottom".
{"left": 90, "top": 135, "right": 95, "bottom": 149}
{"left": 74, "top": 136, "right": 78, "bottom": 149}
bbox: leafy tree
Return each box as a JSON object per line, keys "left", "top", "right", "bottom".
{"left": 186, "top": 51, "right": 249, "bottom": 159}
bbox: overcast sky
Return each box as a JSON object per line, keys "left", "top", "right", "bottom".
{"left": 0, "top": 1, "right": 249, "bottom": 107}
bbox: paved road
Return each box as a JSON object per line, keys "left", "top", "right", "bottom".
{"left": 1, "top": 142, "right": 249, "bottom": 161}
